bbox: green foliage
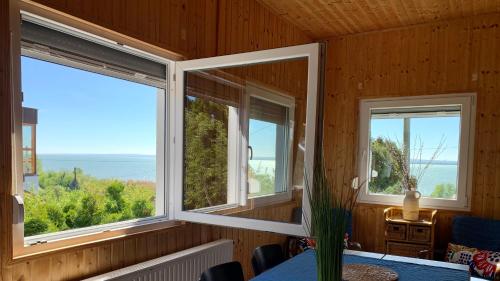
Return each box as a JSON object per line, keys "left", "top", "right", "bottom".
{"left": 24, "top": 170, "right": 156, "bottom": 237}
{"left": 24, "top": 218, "right": 48, "bottom": 237}
{"left": 132, "top": 199, "right": 154, "bottom": 218}
{"left": 183, "top": 97, "right": 228, "bottom": 209}
{"left": 105, "top": 182, "right": 126, "bottom": 213}
{"left": 368, "top": 138, "right": 404, "bottom": 194}
{"left": 431, "top": 183, "right": 456, "bottom": 199}
{"left": 249, "top": 166, "right": 275, "bottom": 197}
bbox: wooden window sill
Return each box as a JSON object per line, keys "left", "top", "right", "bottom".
{"left": 11, "top": 219, "right": 184, "bottom": 263}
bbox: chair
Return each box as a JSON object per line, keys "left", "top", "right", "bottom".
{"left": 252, "top": 244, "right": 285, "bottom": 276}
{"left": 199, "top": 261, "right": 244, "bottom": 281}
{"left": 451, "top": 216, "right": 500, "bottom": 251}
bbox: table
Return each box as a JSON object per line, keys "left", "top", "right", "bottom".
{"left": 251, "top": 250, "right": 480, "bottom": 281}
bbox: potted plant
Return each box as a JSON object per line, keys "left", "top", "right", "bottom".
{"left": 305, "top": 157, "right": 360, "bottom": 281}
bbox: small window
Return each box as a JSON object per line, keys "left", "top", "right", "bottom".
{"left": 247, "top": 85, "right": 294, "bottom": 203}
{"left": 19, "top": 17, "right": 170, "bottom": 243}
{"left": 358, "top": 94, "right": 476, "bottom": 210}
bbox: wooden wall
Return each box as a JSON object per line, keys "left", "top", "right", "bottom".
{"left": 0, "top": 0, "right": 312, "bottom": 280}
{"left": 323, "top": 13, "right": 500, "bottom": 254}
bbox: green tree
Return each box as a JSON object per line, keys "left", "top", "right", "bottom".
{"left": 431, "top": 183, "right": 456, "bottom": 199}
{"left": 183, "top": 97, "right": 229, "bottom": 209}
{"left": 369, "top": 137, "right": 403, "bottom": 194}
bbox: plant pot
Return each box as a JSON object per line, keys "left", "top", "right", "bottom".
{"left": 403, "top": 190, "right": 421, "bottom": 221}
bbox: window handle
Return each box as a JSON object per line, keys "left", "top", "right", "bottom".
{"left": 248, "top": 146, "right": 253, "bottom": 160}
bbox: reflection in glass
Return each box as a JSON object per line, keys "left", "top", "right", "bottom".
{"left": 182, "top": 58, "right": 309, "bottom": 224}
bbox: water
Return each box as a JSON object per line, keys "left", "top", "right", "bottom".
{"left": 411, "top": 163, "right": 458, "bottom": 196}
{"left": 38, "top": 155, "right": 458, "bottom": 196}
{"left": 38, "top": 154, "right": 156, "bottom": 181}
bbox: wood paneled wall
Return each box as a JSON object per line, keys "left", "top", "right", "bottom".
{"left": 323, "top": 13, "right": 500, "bottom": 253}
{"left": 0, "top": 0, "right": 312, "bottom": 280}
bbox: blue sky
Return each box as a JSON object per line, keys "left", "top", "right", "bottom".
{"left": 21, "top": 56, "right": 158, "bottom": 155}
{"left": 371, "top": 116, "right": 460, "bottom": 161}
{"left": 22, "top": 56, "right": 276, "bottom": 158}
{"left": 23, "top": 56, "right": 458, "bottom": 161}
{"left": 249, "top": 119, "right": 277, "bottom": 159}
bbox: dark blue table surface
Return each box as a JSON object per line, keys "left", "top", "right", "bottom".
{"left": 251, "top": 250, "right": 470, "bottom": 281}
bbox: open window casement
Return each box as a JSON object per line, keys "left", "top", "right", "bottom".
{"left": 172, "top": 44, "right": 320, "bottom": 236}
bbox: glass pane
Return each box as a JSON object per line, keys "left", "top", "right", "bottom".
{"left": 369, "top": 112, "right": 460, "bottom": 199}
{"left": 22, "top": 125, "right": 33, "bottom": 149}
{"left": 183, "top": 58, "right": 308, "bottom": 224}
{"left": 21, "top": 56, "right": 162, "bottom": 237}
{"left": 248, "top": 97, "right": 289, "bottom": 198}
{"left": 23, "top": 150, "right": 34, "bottom": 175}
{"left": 410, "top": 116, "right": 460, "bottom": 199}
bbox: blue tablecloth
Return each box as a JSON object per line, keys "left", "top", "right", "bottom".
{"left": 251, "top": 250, "right": 470, "bottom": 281}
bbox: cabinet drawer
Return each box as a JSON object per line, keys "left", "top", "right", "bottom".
{"left": 386, "top": 223, "right": 406, "bottom": 240}
{"left": 408, "top": 225, "right": 431, "bottom": 243}
{"left": 386, "top": 242, "right": 431, "bottom": 259}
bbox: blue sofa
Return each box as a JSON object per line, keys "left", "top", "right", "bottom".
{"left": 451, "top": 216, "right": 500, "bottom": 252}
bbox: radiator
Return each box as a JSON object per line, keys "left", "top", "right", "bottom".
{"left": 84, "top": 239, "right": 234, "bottom": 281}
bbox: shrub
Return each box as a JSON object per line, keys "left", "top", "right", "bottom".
{"left": 132, "top": 199, "right": 153, "bottom": 218}
{"left": 25, "top": 218, "right": 48, "bottom": 236}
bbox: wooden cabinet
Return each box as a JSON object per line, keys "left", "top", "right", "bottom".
{"left": 384, "top": 207, "right": 437, "bottom": 259}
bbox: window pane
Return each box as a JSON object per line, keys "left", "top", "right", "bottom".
{"left": 248, "top": 97, "right": 289, "bottom": 198}
{"left": 369, "top": 118, "right": 405, "bottom": 195}
{"left": 22, "top": 125, "right": 33, "bottom": 149}
{"left": 182, "top": 58, "right": 307, "bottom": 225}
{"left": 369, "top": 111, "right": 460, "bottom": 199}
{"left": 183, "top": 95, "right": 230, "bottom": 210}
{"left": 21, "top": 56, "right": 162, "bottom": 237}
{"left": 410, "top": 116, "right": 460, "bottom": 199}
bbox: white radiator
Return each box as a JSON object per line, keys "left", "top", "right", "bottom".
{"left": 84, "top": 239, "right": 234, "bottom": 281}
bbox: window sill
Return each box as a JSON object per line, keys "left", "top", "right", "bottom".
{"left": 13, "top": 218, "right": 183, "bottom": 262}
{"left": 357, "top": 195, "right": 471, "bottom": 212}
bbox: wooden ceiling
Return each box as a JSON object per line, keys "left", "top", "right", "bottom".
{"left": 257, "top": 0, "right": 500, "bottom": 38}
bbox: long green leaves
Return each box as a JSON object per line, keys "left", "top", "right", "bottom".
{"left": 305, "top": 157, "right": 360, "bottom": 281}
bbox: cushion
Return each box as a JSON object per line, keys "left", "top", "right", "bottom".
{"left": 470, "top": 250, "right": 500, "bottom": 280}
{"left": 446, "top": 243, "right": 500, "bottom": 280}
{"left": 446, "top": 243, "right": 476, "bottom": 265}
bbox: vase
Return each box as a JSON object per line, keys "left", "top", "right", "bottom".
{"left": 403, "top": 190, "right": 421, "bottom": 221}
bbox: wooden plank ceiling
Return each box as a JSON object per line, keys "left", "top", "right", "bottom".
{"left": 257, "top": 0, "right": 500, "bottom": 38}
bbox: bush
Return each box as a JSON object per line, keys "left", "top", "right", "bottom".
{"left": 105, "top": 181, "right": 126, "bottom": 213}
{"left": 431, "top": 183, "right": 456, "bottom": 199}
{"left": 25, "top": 218, "right": 48, "bottom": 236}
{"left": 132, "top": 199, "right": 153, "bottom": 218}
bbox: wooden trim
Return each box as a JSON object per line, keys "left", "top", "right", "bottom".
{"left": 18, "top": 0, "right": 186, "bottom": 61}
{"left": 13, "top": 220, "right": 184, "bottom": 262}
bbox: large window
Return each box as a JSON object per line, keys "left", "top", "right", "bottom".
{"left": 358, "top": 94, "right": 476, "bottom": 210}
{"left": 18, "top": 17, "right": 169, "bottom": 243}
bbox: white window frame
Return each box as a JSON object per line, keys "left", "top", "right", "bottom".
{"left": 173, "top": 43, "right": 319, "bottom": 236}
{"left": 16, "top": 12, "right": 175, "bottom": 246}
{"left": 245, "top": 82, "right": 295, "bottom": 207}
{"left": 357, "top": 93, "right": 476, "bottom": 211}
